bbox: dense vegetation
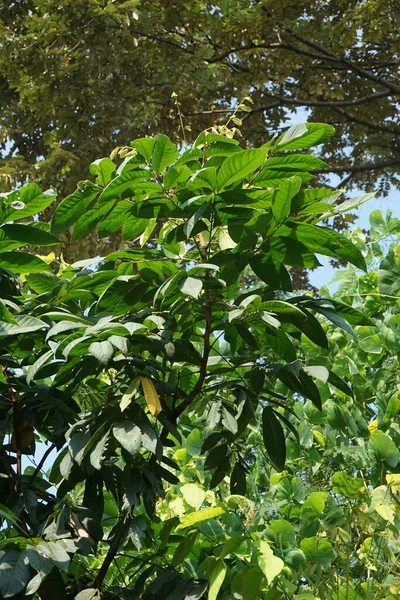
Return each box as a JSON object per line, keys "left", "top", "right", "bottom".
{"left": 0, "top": 120, "right": 399, "bottom": 599}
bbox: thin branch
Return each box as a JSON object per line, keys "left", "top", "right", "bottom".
{"left": 331, "top": 106, "right": 400, "bottom": 135}
{"left": 312, "top": 158, "right": 400, "bottom": 175}
{"left": 260, "top": 90, "right": 392, "bottom": 108}
{"left": 28, "top": 443, "right": 56, "bottom": 487}
{"left": 94, "top": 515, "right": 132, "bottom": 590}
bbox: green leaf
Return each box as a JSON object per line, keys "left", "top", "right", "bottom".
{"left": 0, "top": 224, "right": 59, "bottom": 252}
{"left": 98, "top": 170, "right": 149, "bottom": 204}
{"left": 98, "top": 200, "right": 133, "bottom": 238}
{"left": 0, "top": 550, "right": 31, "bottom": 598}
{"left": 0, "top": 504, "right": 18, "bottom": 525}
{"left": 171, "top": 530, "right": 198, "bottom": 567}
{"left": 370, "top": 485, "right": 396, "bottom": 523}
{"left": 71, "top": 200, "right": 114, "bottom": 241}
{"left": 183, "top": 202, "right": 210, "bottom": 238}
{"left": 179, "top": 276, "right": 203, "bottom": 298}
{"left": 26, "top": 272, "right": 60, "bottom": 294}
{"left": 257, "top": 540, "right": 284, "bottom": 585}
{"left": 89, "top": 341, "right": 114, "bottom": 364}
{"left": 276, "top": 123, "right": 308, "bottom": 146}
{"left": 272, "top": 176, "right": 302, "bottom": 222}
{"left": 379, "top": 250, "right": 400, "bottom": 296}
{"left": 217, "top": 149, "right": 266, "bottom": 190}
{"left": 292, "top": 224, "right": 367, "bottom": 271}
{"left": 51, "top": 185, "right": 99, "bottom": 234}
{"left": 300, "top": 537, "right": 334, "bottom": 567}
{"left": 208, "top": 559, "right": 227, "bottom": 600}
{"left": 1, "top": 184, "right": 56, "bottom": 224}
{"left": 177, "top": 506, "right": 226, "bottom": 530}
{"left": 277, "top": 123, "right": 335, "bottom": 150}
{"left": 113, "top": 421, "right": 142, "bottom": 455}
{"left": 152, "top": 134, "right": 179, "bottom": 174}
{"left": 0, "top": 251, "right": 52, "bottom": 273}
{"left": 332, "top": 472, "right": 365, "bottom": 499}
{"left": 264, "top": 154, "right": 329, "bottom": 171}
{"left": 89, "top": 157, "right": 116, "bottom": 186}
{"left": 262, "top": 406, "right": 286, "bottom": 471}
{"left": 26, "top": 350, "right": 53, "bottom": 384}
{"left": 0, "top": 315, "right": 48, "bottom": 336}
{"left": 369, "top": 431, "right": 400, "bottom": 468}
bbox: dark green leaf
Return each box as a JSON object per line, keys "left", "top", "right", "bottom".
{"left": 262, "top": 406, "right": 286, "bottom": 471}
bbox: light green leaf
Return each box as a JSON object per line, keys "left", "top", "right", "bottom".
{"left": 277, "top": 123, "right": 308, "bottom": 146}
{"left": 89, "top": 158, "right": 116, "bottom": 186}
{"left": 177, "top": 506, "right": 226, "bottom": 530}
{"left": 303, "top": 365, "right": 329, "bottom": 383}
{"left": 88, "top": 341, "right": 114, "bottom": 364}
{"left": 300, "top": 537, "right": 334, "bottom": 567}
{"left": 1, "top": 184, "right": 56, "bottom": 225}
{"left": 208, "top": 559, "right": 227, "bottom": 600}
{"left": 0, "top": 315, "right": 48, "bottom": 336}
{"left": 257, "top": 540, "right": 284, "bottom": 585}
{"left": 370, "top": 431, "right": 400, "bottom": 467}
{"left": 181, "top": 483, "right": 206, "bottom": 510}
{"left": 277, "top": 123, "right": 335, "bottom": 150}
{"left": 26, "top": 272, "right": 60, "bottom": 294}
{"left": 183, "top": 202, "right": 209, "bottom": 238}
{"left": 179, "top": 276, "right": 203, "bottom": 298}
{"left": 264, "top": 154, "right": 329, "bottom": 171}
{"left": 120, "top": 380, "right": 139, "bottom": 412}
{"left": 131, "top": 137, "right": 155, "bottom": 162}
{"left": 75, "top": 590, "right": 100, "bottom": 600}
{"left": 217, "top": 148, "right": 266, "bottom": 190}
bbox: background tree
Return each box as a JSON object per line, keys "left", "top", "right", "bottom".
{"left": 1, "top": 0, "right": 399, "bottom": 202}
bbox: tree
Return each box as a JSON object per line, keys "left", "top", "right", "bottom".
{"left": 1, "top": 121, "right": 399, "bottom": 599}
{"left": 1, "top": 0, "right": 399, "bottom": 202}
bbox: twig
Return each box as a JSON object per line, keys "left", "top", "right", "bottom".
{"left": 28, "top": 443, "right": 56, "bottom": 487}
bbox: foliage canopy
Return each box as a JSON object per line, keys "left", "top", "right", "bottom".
{"left": 0, "top": 121, "right": 399, "bottom": 600}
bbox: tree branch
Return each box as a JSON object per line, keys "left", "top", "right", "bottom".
{"left": 260, "top": 90, "right": 391, "bottom": 108}
{"left": 330, "top": 106, "right": 400, "bottom": 135}
{"left": 312, "top": 158, "right": 400, "bottom": 175}
{"left": 28, "top": 443, "right": 56, "bottom": 487}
